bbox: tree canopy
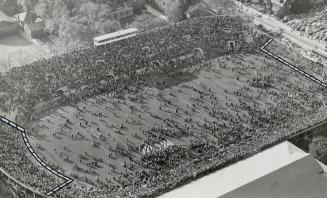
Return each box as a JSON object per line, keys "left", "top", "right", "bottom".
{"left": 309, "top": 136, "right": 327, "bottom": 164}
{"left": 0, "top": 0, "right": 21, "bottom": 15}
{"left": 17, "top": 0, "right": 121, "bottom": 48}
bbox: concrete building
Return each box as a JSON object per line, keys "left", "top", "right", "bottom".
{"left": 15, "top": 11, "right": 45, "bottom": 39}
{"left": 108, "top": 0, "right": 146, "bottom": 25}
{"left": 127, "top": 0, "right": 146, "bottom": 14}
{"left": 159, "top": 141, "right": 327, "bottom": 198}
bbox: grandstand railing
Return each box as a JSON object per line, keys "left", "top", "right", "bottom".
{"left": 0, "top": 167, "right": 51, "bottom": 198}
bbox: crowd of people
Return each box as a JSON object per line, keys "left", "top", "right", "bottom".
{"left": 1, "top": 14, "right": 326, "bottom": 198}
{"left": 108, "top": 52, "right": 327, "bottom": 198}
{"left": 0, "top": 124, "right": 63, "bottom": 196}
{"left": 266, "top": 40, "right": 327, "bottom": 81}
{"left": 0, "top": 16, "right": 249, "bottom": 123}
{"left": 33, "top": 53, "right": 327, "bottom": 198}
{"left": 0, "top": 16, "right": 253, "bottom": 197}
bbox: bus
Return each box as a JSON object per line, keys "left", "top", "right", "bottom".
{"left": 94, "top": 28, "right": 139, "bottom": 47}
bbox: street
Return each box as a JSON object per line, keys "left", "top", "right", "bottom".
{"left": 230, "top": 0, "right": 327, "bottom": 58}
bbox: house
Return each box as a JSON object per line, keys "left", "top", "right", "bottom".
{"left": 146, "top": 0, "right": 190, "bottom": 15}
{"left": 15, "top": 11, "right": 45, "bottom": 39}
{"left": 109, "top": 0, "right": 146, "bottom": 23}
{"left": 159, "top": 141, "right": 327, "bottom": 198}
{"left": 127, "top": 0, "right": 146, "bottom": 14}
{"left": 108, "top": 2, "right": 134, "bottom": 26}
{"left": 267, "top": 0, "right": 291, "bottom": 13}
{"left": 0, "top": 10, "right": 18, "bottom": 37}
{"left": 110, "top": 3, "right": 134, "bottom": 21}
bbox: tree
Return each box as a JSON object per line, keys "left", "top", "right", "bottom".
{"left": 265, "top": 0, "right": 272, "bottom": 11}
{"left": 309, "top": 136, "right": 327, "bottom": 164}
{"left": 17, "top": 0, "right": 38, "bottom": 10}
{"left": 290, "top": 0, "right": 313, "bottom": 14}
{"left": 166, "top": 0, "right": 193, "bottom": 22}
{"left": 131, "top": 12, "right": 168, "bottom": 31}
{"left": 0, "top": 0, "right": 20, "bottom": 16}
{"left": 34, "top": 0, "right": 48, "bottom": 18}
{"left": 15, "top": 0, "right": 121, "bottom": 50}
{"left": 275, "top": 6, "right": 290, "bottom": 18}
{"left": 78, "top": 2, "right": 120, "bottom": 41}
{"left": 188, "top": 3, "right": 213, "bottom": 18}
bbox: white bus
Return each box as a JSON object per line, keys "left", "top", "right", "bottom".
{"left": 94, "top": 28, "right": 139, "bottom": 47}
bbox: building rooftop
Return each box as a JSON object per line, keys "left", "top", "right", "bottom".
{"left": 0, "top": 10, "right": 15, "bottom": 24}
{"left": 159, "top": 141, "right": 327, "bottom": 198}
{"left": 109, "top": 0, "right": 129, "bottom": 12}
{"left": 15, "top": 11, "right": 43, "bottom": 24}
{"left": 221, "top": 155, "right": 327, "bottom": 198}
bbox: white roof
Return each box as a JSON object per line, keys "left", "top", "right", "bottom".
{"left": 15, "top": 11, "right": 27, "bottom": 21}
{"left": 158, "top": 141, "right": 308, "bottom": 198}
{"left": 0, "top": 10, "right": 15, "bottom": 23}
{"left": 94, "top": 28, "right": 138, "bottom": 41}
{"left": 221, "top": 155, "right": 327, "bottom": 198}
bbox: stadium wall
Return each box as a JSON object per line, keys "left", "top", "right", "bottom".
{"left": 0, "top": 167, "right": 49, "bottom": 198}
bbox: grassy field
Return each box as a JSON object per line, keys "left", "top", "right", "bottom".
{"left": 28, "top": 47, "right": 326, "bottom": 188}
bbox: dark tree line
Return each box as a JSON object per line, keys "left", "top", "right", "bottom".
{"left": 0, "top": 0, "right": 21, "bottom": 15}
{"left": 1, "top": 0, "right": 121, "bottom": 50}
{"left": 309, "top": 136, "right": 327, "bottom": 165}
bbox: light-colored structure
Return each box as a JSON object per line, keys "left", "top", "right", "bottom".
{"left": 15, "top": 11, "right": 45, "bottom": 39}
{"left": 159, "top": 141, "right": 327, "bottom": 198}
{"left": 94, "top": 27, "right": 138, "bottom": 46}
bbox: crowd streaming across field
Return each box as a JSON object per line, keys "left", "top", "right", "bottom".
{"left": 0, "top": 15, "right": 326, "bottom": 198}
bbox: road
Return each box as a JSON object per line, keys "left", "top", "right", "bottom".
{"left": 230, "top": 0, "right": 327, "bottom": 58}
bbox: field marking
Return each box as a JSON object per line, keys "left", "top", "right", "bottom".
{"left": 0, "top": 37, "right": 324, "bottom": 197}
{"left": 0, "top": 115, "right": 73, "bottom": 196}
{"left": 260, "top": 38, "right": 327, "bottom": 88}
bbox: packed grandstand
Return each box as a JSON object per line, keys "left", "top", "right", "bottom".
{"left": 0, "top": 15, "right": 327, "bottom": 198}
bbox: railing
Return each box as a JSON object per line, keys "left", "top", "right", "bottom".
{"left": 0, "top": 167, "right": 50, "bottom": 198}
